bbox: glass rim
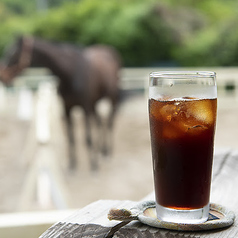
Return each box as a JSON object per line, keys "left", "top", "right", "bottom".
{"left": 150, "top": 71, "right": 216, "bottom": 78}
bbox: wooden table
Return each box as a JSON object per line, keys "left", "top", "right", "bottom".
{"left": 39, "top": 149, "right": 238, "bottom": 237}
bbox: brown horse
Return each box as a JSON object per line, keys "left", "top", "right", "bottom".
{"left": 0, "top": 36, "right": 122, "bottom": 170}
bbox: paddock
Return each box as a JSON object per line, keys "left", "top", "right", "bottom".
{"left": 0, "top": 67, "right": 238, "bottom": 237}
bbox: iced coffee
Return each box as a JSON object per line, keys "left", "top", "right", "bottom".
{"left": 149, "top": 71, "right": 217, "bottom": 224}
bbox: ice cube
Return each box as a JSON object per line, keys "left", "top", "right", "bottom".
{"left": 160, "top": 103, "right": 180, "bottom": 122}
{"left": 187, "top": 100, "right": 214, "bottom": 124}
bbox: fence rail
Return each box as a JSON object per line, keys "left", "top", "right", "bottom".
{"left": 4, "top": 67, "right": 238, "bottom": 91}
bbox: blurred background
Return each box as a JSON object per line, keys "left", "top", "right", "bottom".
{"left": 0, "top": 0, "right": 238, "bottom": 237}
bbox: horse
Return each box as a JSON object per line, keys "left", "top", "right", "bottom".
{"left": 0, "top": 36, "right": 122, "bottom": 171}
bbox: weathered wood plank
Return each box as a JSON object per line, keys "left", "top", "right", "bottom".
{"left": 39, "top": 149, "right": 238, "bottom": 238}
{"left": 211, "top": 150, "right": 238, "bottom": 212}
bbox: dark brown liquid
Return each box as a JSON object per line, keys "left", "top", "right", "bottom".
{"left": 149, "top": 98, "right": 217, "bottom": 210}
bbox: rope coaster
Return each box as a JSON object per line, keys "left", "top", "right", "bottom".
{"left": 108, "top": 201, "right": 235, "bottom": 231}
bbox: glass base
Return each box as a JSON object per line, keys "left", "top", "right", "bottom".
{"left": 156, "top": 203, "right": 209, "bottom": 224}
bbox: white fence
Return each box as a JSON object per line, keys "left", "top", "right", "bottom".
{"left": 5, "top": 67, "right": 238, "bottom": 91}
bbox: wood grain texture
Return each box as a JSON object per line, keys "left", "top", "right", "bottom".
{"left": 39, "top": 149, "right": 238, "bottom": 238}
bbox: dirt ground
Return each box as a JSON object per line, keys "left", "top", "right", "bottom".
{"left": 0, "top": 89, "right": 238, "bottom": 214}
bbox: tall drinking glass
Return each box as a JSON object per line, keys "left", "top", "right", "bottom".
{"left": 148, "top": 71, "right": 217, "bottom": 224}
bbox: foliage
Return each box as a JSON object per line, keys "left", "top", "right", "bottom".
{"left": 32, "top": 0, "right": 172, "bottom": 66}
{"left": 0, "top": 16, "right": 33, "bottom": 57}
{"left": 1, "top": 0, "right": 238, "bottom": 66}
{"left": 0, "top": 0, "right": 35, "bottom": 15}
{"left": 185, "top": 19, "right": 238, "bottom": 66}
{"left": 32, "top": 0, "right": 202, "bottom": 66}
{"left": 0, "top": 0, "right": 78, "bottom": 15}
{"left": 171, "top": 0, "right": 238, "bottom": 66}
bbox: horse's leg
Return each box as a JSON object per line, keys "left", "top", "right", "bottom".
{"left": 93, "top": 106, "right": 107, "bottom": 158}
{"left": 84, "top": 110, "right": 99, "bottom": 171}
{"left": 103, "top": 95, "right": 118, "bottom": 157}
{"left": 64, "top": 106, "right": 77, "bottom": 170}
